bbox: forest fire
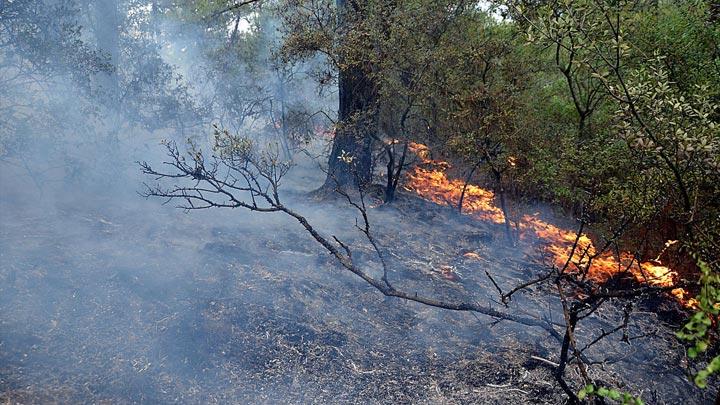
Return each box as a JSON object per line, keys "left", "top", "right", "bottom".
{"left": 405, "top": 143, "right": 505, "bottom": 224}
{"left": 403, "top": 143, "right": 695, "bottom": 307}
{"left": 2, "top": 0, "right": 716, "bottom": 401}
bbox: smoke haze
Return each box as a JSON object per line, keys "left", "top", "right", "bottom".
{"left": 0, "top": 1, "right": 714, "bottom": 403}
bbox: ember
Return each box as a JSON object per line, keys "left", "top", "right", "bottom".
{"left": 404, "top": 143, "right": 695, "bottom": 307}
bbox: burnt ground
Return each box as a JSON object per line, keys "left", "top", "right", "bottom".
{"left": 0, "top": 158, "right": 717, "bottom": 404}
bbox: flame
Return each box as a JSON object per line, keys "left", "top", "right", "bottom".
{"left": 405, "top": 143, "right": 505, "bottom": 224}
{"left": 403, "top": 143, "right": 695, "bottom": 307}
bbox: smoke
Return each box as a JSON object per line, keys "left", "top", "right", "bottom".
{"left": 0, "top": 1, "right": 382, "bottom": 401}
{"left": 0, "top": 1, "right": 713, "bottom": 403}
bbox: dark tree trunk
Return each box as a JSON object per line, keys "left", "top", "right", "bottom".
{"left": 384, "top": 141, "right": 408, "bottom": 203}
{"left": 322, "top": 0, "right": 376, "bottom": 192}
{"left": 492, "top": 167, "right": 514, "bottom": 245}
{"left": 383, "top": 102, "right": 412, "bottom": 203}
{"left": 458, "top": 159, "right": 484, "bottom": 213}
{"left": 555, "top": 312, "right": 580, "bottom": 403}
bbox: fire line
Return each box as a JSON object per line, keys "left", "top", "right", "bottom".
{"left": 402, "top": 142, "right": 695, "bottom": 308}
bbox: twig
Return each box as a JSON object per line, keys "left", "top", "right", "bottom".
{"left": 530, "top": 355, "right": 560, "bottom": 368}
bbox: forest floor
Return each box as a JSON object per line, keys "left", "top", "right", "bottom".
{"left": 0, "top": 156, "right": 716, "bottom": 404}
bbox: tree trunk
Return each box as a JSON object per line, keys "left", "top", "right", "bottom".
{"left": 322, "top": 0, "right": 376, "bottom": 192}
{"left": 384, "top": 141, "right": 408, "bottom": 203}
{"left": 458, "top": 159, "right": 484, "bottom": 213}
{"left": 492, "top": 168, "right": 514, "bottom": 245}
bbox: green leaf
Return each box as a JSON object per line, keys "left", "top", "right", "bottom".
{"left": 694, "top": 370, "right": 709, "bottom": 388}
{"left": 578, "top": 388, "right": 587, "bottom": 400}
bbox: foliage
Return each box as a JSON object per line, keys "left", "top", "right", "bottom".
{"left": 0, "top": 0, "right": 108, "bottom": 158}
{"left": 0, "top": 0, "right": 208, "bottom": 187}
{"left": 512, "top": 0, "right": 720, "bottom": 395}
{"left": 578, "top": 384, "right": 644, "bottom": 405}
{"left": 677, "top": 260, "right": 720, "bottom": 388}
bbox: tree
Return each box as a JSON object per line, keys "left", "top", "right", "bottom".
{"left": 0, "top": 0, "right": 109, "bottom": 185}
{"left": 318, "top": 0, "right": 375, "bottom": 190}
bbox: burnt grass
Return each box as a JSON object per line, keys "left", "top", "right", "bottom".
{"left": 0, "top": 176, "right": 717, "bottom": 403}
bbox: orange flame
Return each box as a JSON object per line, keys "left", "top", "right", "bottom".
{"left": 404, "top": 143, "right": 505, "bottom": 224}
{"left": 404, "top": 143, "right": 695, "bottom": 307}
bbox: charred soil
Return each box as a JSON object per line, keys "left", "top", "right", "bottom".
{"left": 0, "top": 175, "right": 715, "bottom": 404}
